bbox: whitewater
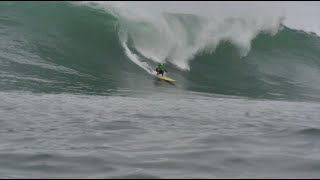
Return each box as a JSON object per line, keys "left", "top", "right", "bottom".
{"left": 77, "top": 1, "right": 320, "bottom": 72}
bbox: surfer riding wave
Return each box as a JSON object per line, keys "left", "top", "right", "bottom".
{"left": 156, "top": 63, "right": 168, "bottom": 76}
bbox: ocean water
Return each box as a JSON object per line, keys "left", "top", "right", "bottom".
{"left": 1, "top": 1, "right": 320, "bottom": 178}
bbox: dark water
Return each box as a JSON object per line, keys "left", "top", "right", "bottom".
{"left": 1, "top": 1, "right": 320, "bottom": 178}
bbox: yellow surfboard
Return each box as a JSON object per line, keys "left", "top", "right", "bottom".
{"left": 154, "top": 72, "right": 176, "bottom": 82}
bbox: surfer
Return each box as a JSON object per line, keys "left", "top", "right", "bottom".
{"left": 156, "top": 63, "right": 168, "bottom": 76}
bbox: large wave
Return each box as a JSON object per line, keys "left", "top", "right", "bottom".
{"left": 77, "top": 1, "right": 285, "bottom": 71}
{"left": 1, "top": 1, "right": 320, "bottom": 101}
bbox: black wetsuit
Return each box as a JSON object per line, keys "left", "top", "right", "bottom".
{"left": 156, "top": 65, "right": 167, "bottom": 76}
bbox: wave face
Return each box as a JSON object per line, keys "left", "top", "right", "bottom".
{"left": 1, "top": 2, "right": 320, "bottom": 101}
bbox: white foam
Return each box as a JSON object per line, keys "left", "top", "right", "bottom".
{"left": 75, "top": 1, "right": 319, "bottom": 71}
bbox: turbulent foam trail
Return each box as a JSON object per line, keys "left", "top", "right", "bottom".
{"left": 76, "top": 1, "right": 157, "bottom": 74}
{"left": 118, "top": 30, "right": 154, "bottom": 74}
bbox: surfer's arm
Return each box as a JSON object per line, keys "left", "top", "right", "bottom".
{"left": 164, "top": 68, "right": 168, "bottom": 73}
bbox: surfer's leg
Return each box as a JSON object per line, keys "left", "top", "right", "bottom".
{"left": 160, "top": 70, "right": 164, "bottom": 76}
